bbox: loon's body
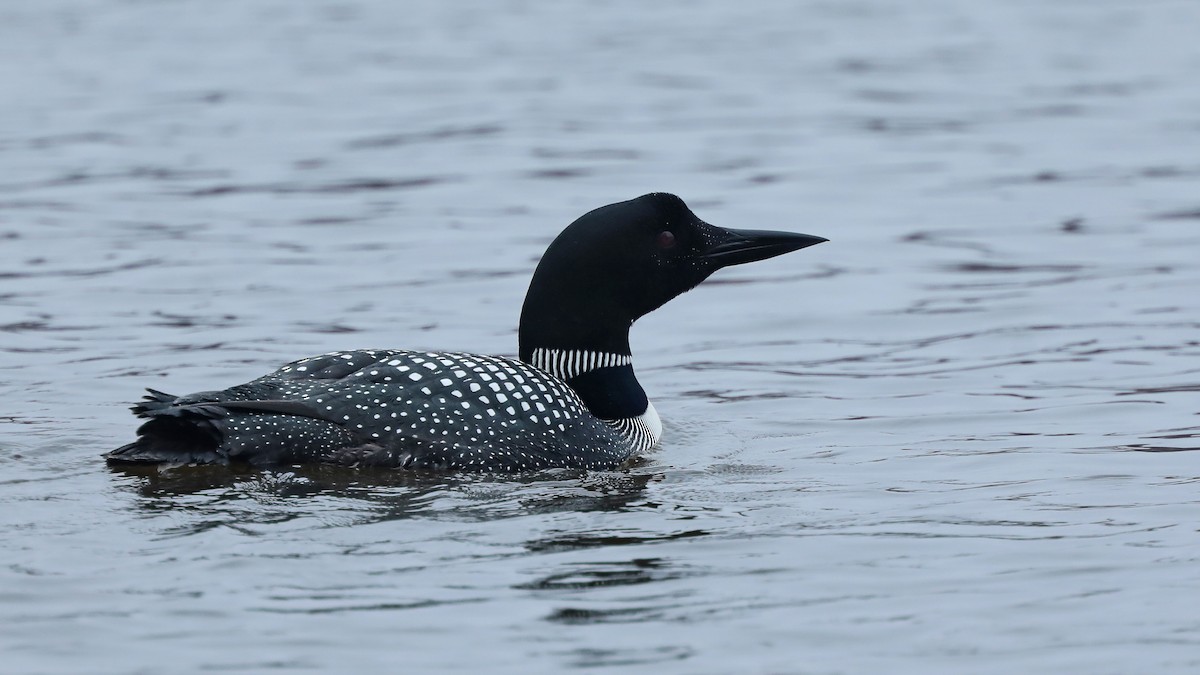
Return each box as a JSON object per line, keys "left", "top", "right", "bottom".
{"left": 106, "top": 193, "right": 825, "bottom": 471}
{"left": 116, "top": 349, "right": 658, "bottom": 471}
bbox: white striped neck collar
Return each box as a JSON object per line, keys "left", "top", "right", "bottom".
{"left": 528, "top": 348, "right": 632, "bottom": 381}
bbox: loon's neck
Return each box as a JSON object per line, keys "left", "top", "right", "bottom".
{"left": 521, "top": 346, "right": 648, "bottom": 421}
{"left": 517, "top": 245, "right": 662, "bottom": 428}
{"left": 521, "top": 346, "right": 662, "bottom": 447}
{"left": 518, "top": 279, "right": 649, "bottom": 418}
{"left": 523, "top": 343, "right": 662, "bottom": 444}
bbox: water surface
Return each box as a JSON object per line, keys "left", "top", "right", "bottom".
{"left": 2, "top": 1, "right": 1199, "bottom": 673}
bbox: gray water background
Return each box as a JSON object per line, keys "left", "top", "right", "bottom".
{"left": 2, "top": 1, "right": 1199, "bottom": 673}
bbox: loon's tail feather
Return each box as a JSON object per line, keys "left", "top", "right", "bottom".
{"left": 107, "top": 389, "right": 232, "bottom": 465}
{"left": 107, "top": 391, "right": 351, "bottom": 466}
{"left": 131, "top": 388, "right": 181, "bottom": 415}
{"left": 105, "top": 414, "right": 227, "bottom": 466}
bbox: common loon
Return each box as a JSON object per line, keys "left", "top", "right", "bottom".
{"left": 106, "top": 193, "right": 826, "bottom": 471}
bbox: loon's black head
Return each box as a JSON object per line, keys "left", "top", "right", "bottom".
{"left": 519, "top": 193, "right": 826, "bottom": 357}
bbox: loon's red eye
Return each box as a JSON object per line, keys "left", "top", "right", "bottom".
{"left": 657, "top": 230, "right": 676, "bottom": 249}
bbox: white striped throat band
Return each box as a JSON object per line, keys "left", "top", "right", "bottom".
{"left": 529, "top": 348, "right": 633, "bottom": 381}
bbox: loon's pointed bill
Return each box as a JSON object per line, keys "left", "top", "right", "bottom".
{"left": 701, "top": 227, "right": 828, "bottom": 267}
{"left": 108, "top": 192, "right": 829, "bottom": 473}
